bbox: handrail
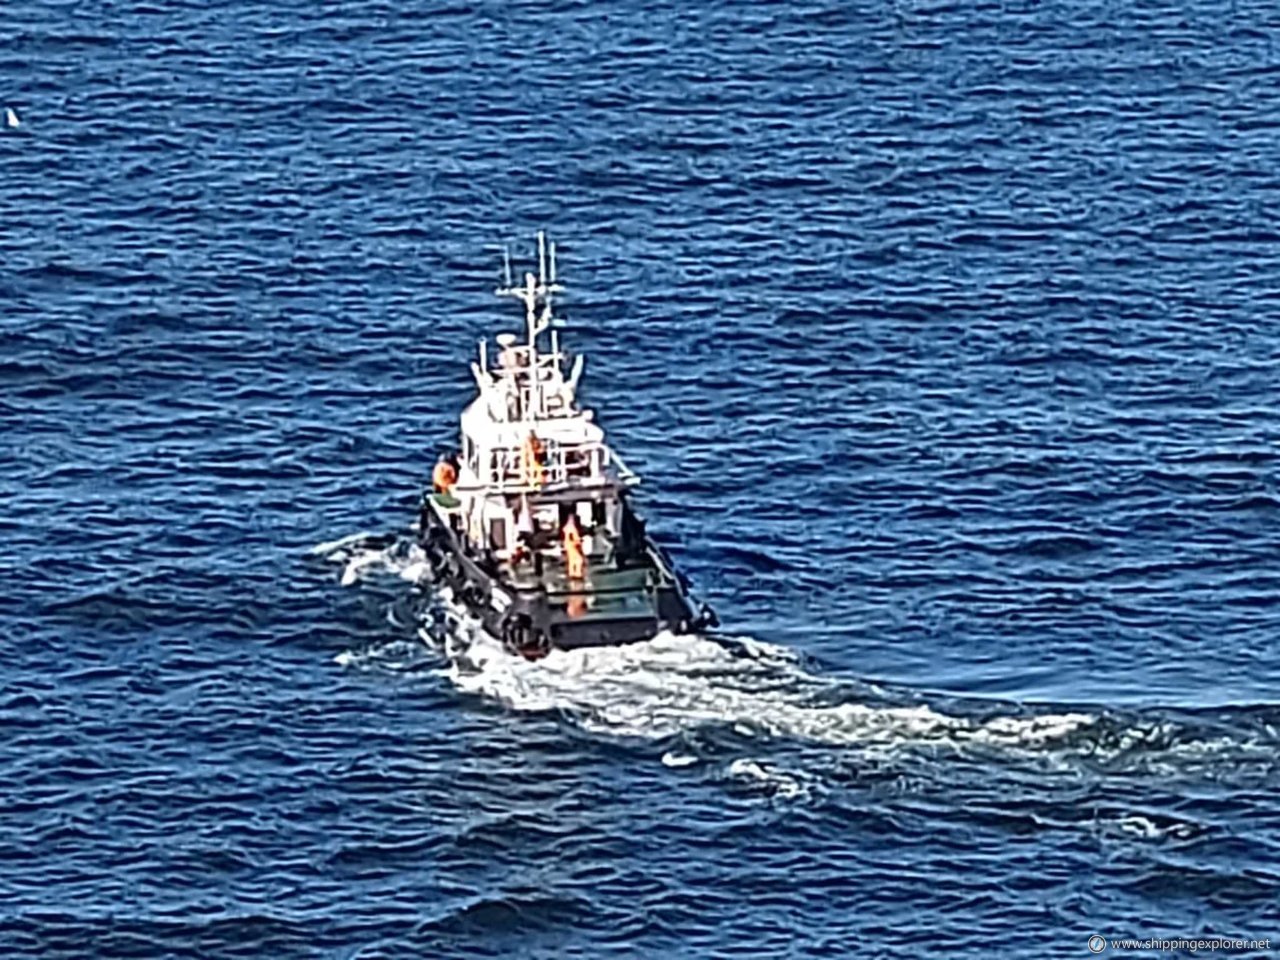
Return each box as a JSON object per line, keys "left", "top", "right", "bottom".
{"left": 645, "top": 542, "right": 679, "bottom": 586}
{"left": 513, "top": 583, "right": 655, "bottom": 600}
{"left": 461, "top": 438, "right": 631, "bottom": 490}
{"left": 609, "top": 450, "right": 642, "bottom": 486}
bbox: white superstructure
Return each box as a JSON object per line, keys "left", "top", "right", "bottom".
{"left": 442, "top": 232, "right": 638, "bottom": 562}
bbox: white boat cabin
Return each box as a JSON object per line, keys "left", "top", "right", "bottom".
{"left": 432, "top": 233, "right": 640, "bottom": 571}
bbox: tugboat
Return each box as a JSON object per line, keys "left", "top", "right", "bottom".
{"left": 417, "top": 233, "right": 716, "bottom": 658}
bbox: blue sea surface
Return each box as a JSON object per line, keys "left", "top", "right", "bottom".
{"left": 3, "top": 0, "right": 1280, "bottom": 956}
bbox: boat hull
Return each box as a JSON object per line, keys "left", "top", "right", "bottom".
{"left": 418, "top": 503, "right": 711, "bottom": 656}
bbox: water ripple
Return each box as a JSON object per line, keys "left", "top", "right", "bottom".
{"left": 6, "top": 0, "right": 1280, "bottom": 954}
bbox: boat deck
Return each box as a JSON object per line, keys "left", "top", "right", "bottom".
{"left": 428, "top": 495, "right": 659, "bottom": 619}
{"left": 502, "top": 557, "right": 654, "bottom": 617}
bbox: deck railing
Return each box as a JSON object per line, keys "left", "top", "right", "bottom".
{"left": 454, "top": 439, "right": 641, "bottom": 494}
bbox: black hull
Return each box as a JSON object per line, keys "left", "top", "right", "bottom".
{"left": 419, "top": 507, "right": 714, "bottom": 656}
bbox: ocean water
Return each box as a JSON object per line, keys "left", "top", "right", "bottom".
{"left": 3, "top": 0, "right": 1280, "bottom": 956}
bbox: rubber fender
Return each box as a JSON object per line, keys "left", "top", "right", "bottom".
{"left": 439, "top": 555, "right": 459, "bottom": 583}
{"left": 501, "top": 613, "right": 530, "bottom": 652}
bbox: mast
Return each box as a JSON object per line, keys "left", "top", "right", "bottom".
{"left": 494, "top": 231, "right": 565, "bottom": 420}
{"left": 549, "top": 240, "right": 560, "bottom": 365}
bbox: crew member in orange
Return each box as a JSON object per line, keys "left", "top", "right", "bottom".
{"left": 520, "top": 431, "right": 546, "bottom": 487}
{"left": 432, "top": 453, "right": 458, "bottom": 495}
{"left": 562, "top": 513, "right": 585, "bottom": 579}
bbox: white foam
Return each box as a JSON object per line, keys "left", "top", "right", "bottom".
{"left": 333, "top": 638, "right": 430, "bottom": 673}
{"left": 661, "top": 752, "right": 699, "bottom": 768}
{"left": 314, "top": 536, "right": 428, "bottom": 588}
{"left": 1115, "top": 815, "right": 1164, "bottom": 839}
{"left": 340, "top": 551, "right": 382, "bottom": 586}
{"left": 441, "top": 617, "right": 1097, "bottom": 754}
{"left": 398, "top": 560, "right": 430, "bottom": 583}
{"left": 318, "top": 532, "right": 1101, "bottom": 762}
{"left": 310, "top": 531, "right": 381, "bottom": 557}
{"left": 727, "top": 759, "right": 811, "bottom": 800}
{"left": 1108, "top": 813, "right": 1199, "bottom": 841}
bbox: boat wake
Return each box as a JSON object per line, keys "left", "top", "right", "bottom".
{"left": 314, "top": 533, "right": 1280, "bottom": 801}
